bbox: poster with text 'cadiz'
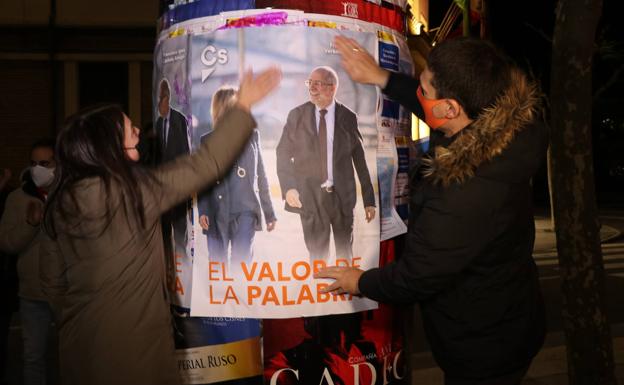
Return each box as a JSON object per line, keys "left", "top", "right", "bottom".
{"left": 189, "top": 26, "right": 380, "bottom": 318}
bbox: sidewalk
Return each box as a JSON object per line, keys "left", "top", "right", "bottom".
{"left": 411, "top": 334, "right": 624, "bottom": 384}
{"left": 533, "top": 215, "right": 622, "bottom": 253}
{"left": 410, "top": 218, "right": 624, "bottom": 385}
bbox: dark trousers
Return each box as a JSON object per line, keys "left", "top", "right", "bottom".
{"left": 172, "top": 214, "right": 187, "bottom": 257}
{"left": 444, "top": 365, "right": 530, "bottom": 385}
{"left": 300, "top": 188, "right": 354, "bottom": 260}
{"left": 163, "top": 202, "right": 189, "bottom": 257}
{"left": 207, "top": 212, "right": 256, "bottom": 265}
{"left": 162, "top": 203, "right": 189, "bottom": 294}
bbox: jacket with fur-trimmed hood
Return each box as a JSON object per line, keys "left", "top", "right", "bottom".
{"left": 359, "top": 71, "right": 548, "bottom": 379}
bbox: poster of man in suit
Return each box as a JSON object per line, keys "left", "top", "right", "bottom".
{"left": 156, "top": 77, "right": 192, "bottom": 271}
{"left": 276, "top": 65, "right": 376, "bottom": 261}
{"left": 153, "top": 35, "right": 194, "bottom": 308}
{"left": 189, "top": 26, "right": 379, "bottom": 319}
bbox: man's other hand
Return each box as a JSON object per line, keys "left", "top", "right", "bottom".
{"left": 315, "top": 266, "right": 364, "bottom": 295}
{"left": 364, "top": 206, "right": 376, "bottom": 223}
{"left": 285, "top": 189, "right": 303, "bottom": 208}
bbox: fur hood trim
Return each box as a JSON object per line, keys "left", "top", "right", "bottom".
{"left": 422, "top": 69, "right": 542, "bottom": 186}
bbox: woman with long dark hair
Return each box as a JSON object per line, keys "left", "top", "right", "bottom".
{"left": 39, "top": 68, "right": 281, "bottom": 385}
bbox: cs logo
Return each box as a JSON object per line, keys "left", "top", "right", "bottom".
{"left": 201, "top": 45, "right": 228, "bottom": 82}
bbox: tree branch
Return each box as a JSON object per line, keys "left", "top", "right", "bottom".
{"left": 593, "top": 63, "right": 624, "bottom": 102}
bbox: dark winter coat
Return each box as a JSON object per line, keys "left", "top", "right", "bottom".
{"left": 359, "top": 70, "right": 547, "bottom": 379}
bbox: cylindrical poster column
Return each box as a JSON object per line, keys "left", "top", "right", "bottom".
{"left": 153, "top": 3, "right": 416, "bottom": 385}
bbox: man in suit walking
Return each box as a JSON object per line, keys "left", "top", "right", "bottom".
{"left": 276, "top": 66, "right": 376, "bottom": 261}
{"left": 155, "top": 78, "right": 191, "bottom": 267}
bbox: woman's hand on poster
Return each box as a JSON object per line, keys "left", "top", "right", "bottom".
{"left": 237, "top": 66, "right": 282, "bottom": 112}
{"left": 199, "top": 215, "right": 210, "bottom": 230}
{"left": 285, "top": 189, "right": 302, "bottom": 208}
{"left": 364, "top": 206, "right": 376, "bottom": 223}
{"left": 315, "top": 266, "right": 364, "bottom": 295}
{"left": 334, "top": 35, "right": 390, "bottom": 88}
{"left": 266, "top": 220, "right": 276, "bottom": 232}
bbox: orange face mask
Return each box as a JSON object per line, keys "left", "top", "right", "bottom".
{"left": 416, "top": 85, "right": 450, "bottom": 129}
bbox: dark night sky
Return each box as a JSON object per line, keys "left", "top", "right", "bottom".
{"left": 428, "top": 0, "right": 622, "bottom": 105}
{"left": 429, "top": 0, "right": 624, "bottom": 204}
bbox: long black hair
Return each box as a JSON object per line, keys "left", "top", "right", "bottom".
{"left": 44, "top": 104, "right": 153, "bottom": 238}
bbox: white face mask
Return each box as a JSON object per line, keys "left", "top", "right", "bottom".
{"left": 31, "top": 165, "right": 55, "bottom": 188}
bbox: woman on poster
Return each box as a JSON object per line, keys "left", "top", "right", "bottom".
{"left": 198, "top": 86, "right": 277, "bottom": 265}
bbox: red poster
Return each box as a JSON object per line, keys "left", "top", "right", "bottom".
{"left": 255, "top": 0, "right": 406, "bottom": 33}
{"left": 264, "top": 241, "right": 406, "bottom": 385}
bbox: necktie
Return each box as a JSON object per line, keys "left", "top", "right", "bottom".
{"left": 163, "top": 118, "right": 169, "bottom": 148}
{"left": 319, "top": 109, "right": 328, "bottom": 182}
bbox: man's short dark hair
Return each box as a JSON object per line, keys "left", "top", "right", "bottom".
{"left": 427, "top": 37, "right": 513, "bottom": 120}
{"left": 30, "top": 138, "right": 55, "bottom": 155}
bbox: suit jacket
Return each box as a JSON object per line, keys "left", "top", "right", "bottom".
{"left": 198, "top": 130, "right": 276, "bottom": 236}
{"left": 155, "top": 108, "right": 190, "bottom": 164}
{"left": 155, "top": 108, "right": 191, "bottom": 221}
{"left": 276, "top": 101, "right": 375, "bottom": 216}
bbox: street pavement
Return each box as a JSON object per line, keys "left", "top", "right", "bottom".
{"left": 3, "top": 211, "right": 624, "bottom": 385}
{"left": 411, "top": 210, "right": 624, "bottom": 384}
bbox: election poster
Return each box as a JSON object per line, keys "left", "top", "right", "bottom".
{"left": 376, "top": 31, "right": 413, "bottom": 240}
{"left": 153, "top": 9, "right": 415, "bottom": 384}
{"left": 173, "top": 316, "right": 263, "bottom": 384}
{"left": 153, "top": 34, "right": 194, "bottom": 309}
{"left": 154, "top": 33, "right": 265, "bottom": 385}
{"left": 254, "top": 0, "right": 405, "bottom": 33}
{"left": 188, "top": 25, "right": 380, "bottom": 319}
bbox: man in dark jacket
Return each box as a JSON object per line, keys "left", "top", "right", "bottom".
{"left": 317, "top": 37, "right": 547, "bottom": 385}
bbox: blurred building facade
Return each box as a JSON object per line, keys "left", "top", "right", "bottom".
{"left": 0, "top": 0, "right": 451, "bottom": 184}
{"left": 0, "top": 0, "right": 156, "bottom": 185}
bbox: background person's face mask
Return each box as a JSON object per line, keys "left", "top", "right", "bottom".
{"left": 417, "top": 85, "right": 450, "bottom": 129}
{"left": 31, "top": 165, "right": 55, "bottom": 188}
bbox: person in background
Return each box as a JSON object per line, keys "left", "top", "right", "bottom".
{"left": 317, "top": 36, "right": 547, "bottom": 385}
{"left": 39, "top": 68, "right": 281, "bottom": 385}
{"left": 0, "top": 169, "right": 12, "bottom": 214}
{"left": 0, "top": 140, "right": 57, "bottom": 385}
{"left": 0, "top": 167, "right": 18, "bottom": 385}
